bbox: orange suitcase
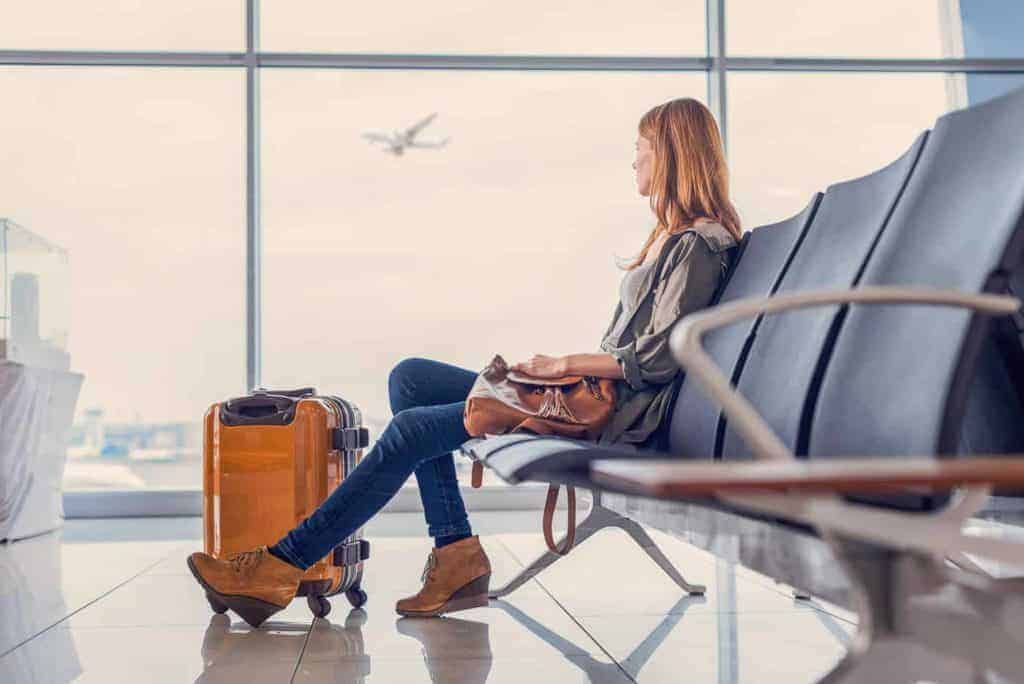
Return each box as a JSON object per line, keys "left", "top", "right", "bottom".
{"left": 202, "top": 387, "right": 371, "bottom": 618}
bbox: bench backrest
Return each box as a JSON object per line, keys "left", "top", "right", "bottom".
{"left": 663, "top": 86, "right": 1024, "bottom": 488}
{"left": 720, "top": 133, "right": 927, "bottom": 460}
{"left": 810, "top": 85, "right": 1024, "bottom": 461}
{"left": 666, "top": 196, "right": 819, "bottom": 457}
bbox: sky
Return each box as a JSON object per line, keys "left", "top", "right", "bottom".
{"left": 0, "top": 1, "right": 1001, "bottom": 431}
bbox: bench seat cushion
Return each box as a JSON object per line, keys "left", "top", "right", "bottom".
{"left": 462, "top": 433, "right": 643, "bottom": 484}
{"left": 462, "top": 434, "right": 819, "bottom": 539}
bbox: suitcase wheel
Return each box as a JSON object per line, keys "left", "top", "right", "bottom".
{"left": 308, "top": 594, "right": 332, "bottom": 619}
{"left": 345, "top": 587, "right": 368, "bottom": 609}
{"left": 206, "top": 593, "right": 229, "bottom": 614}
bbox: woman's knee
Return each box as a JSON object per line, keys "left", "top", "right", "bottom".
{"left": 387, "top": 357, "right": 429, "bottom": 414}
{"left": 388, "top": 405, "right": 425, "bottom": 437}
{"left": 380, "top": 408, "right": 430, "bottom": 466}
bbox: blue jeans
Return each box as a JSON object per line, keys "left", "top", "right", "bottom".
{"left": 273, "top": 357, "right": 476, "bottom": 569}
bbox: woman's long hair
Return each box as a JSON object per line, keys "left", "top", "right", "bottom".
{"left": 621, "top": 98, "right": 741, "bottom": 271}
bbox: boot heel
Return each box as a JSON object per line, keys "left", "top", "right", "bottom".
{"left": 441, "top": 573, "right": 491, "bottom": 614}
{"left": 223, "top": 595, "right": 286, "bottom": 629}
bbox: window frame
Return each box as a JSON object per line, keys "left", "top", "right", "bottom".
{"left": 1, "top": 0, "right": 1022, "bottom": 514}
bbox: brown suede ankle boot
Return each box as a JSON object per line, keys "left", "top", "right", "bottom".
{"left": 187, "top": 545, "right": 305, "bottom": 628}
{"left": 396, "top": 536, "right": 492, "bottom": 617}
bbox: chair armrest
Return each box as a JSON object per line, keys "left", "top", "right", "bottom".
{"left": 668, "top": 285, "right": 1020, "bottom": 462}
{"left": 591, "top": 456, "right": 1024, "bottom": 566}
{"left": 591, "top": 456, "right": 1024, "bottom": 497}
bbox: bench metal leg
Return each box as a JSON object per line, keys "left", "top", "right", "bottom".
{"left": 947, "top": 550, "right": 994, "bottom": 578}
{"left": 489, "top": 490, "right": 706, "bottom": 599}
{"left": 492, "top": 590, "right": 704, "bottom": 680}
{"left": 817, "top": 534, "right": 1024, "bottom": 683}
{"left": 610, "top": 512, "right": 707, "bottom": 595}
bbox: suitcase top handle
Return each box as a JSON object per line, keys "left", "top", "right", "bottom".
{"left": 220, "top": 394, "right": 300, "bottom": 426}
{"left": 252, "top": 387, "right": 316, "bottom": 398}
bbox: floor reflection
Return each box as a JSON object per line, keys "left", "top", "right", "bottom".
{"left": 494, "top": 594, "right": 706, "bottom": 681}
{"left": 1, "top": 517, "right": 865, "bottom": 683}
{"left": 295, "top": 609, "right": 497, "bottom": 683}
{"left": 397, "top": 616, "right": 493, "bottom": 683}
{"left": 0, "top": 531, "right": 81, "bottom": 682}
{"left": 197, "top": 610, "right": 370, "bottom": 683}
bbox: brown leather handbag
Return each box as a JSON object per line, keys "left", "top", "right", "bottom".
{"left": 463, "top": 353, "right": 616, "bottom": 555}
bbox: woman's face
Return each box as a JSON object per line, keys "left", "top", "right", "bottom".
{"left": 633, "top": 135, "right": 654, "bottom": 197}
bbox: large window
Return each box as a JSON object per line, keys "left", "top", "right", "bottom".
{"left": 729, "top": 72, "right": 1024, "bottom": 228}
{"left": 260, "top": 1, "right": 705, "bottom": 55}
{"left": 0, "top": 67, "right": 246, "bottom": 490}
{"left": 261, "top": 70, "right": 704, "bottom": 439}
{"left": 727, "top": 0, "right": 967, "bottom": 58}
{"left": 2, "top": 2, "right": 1022, "bottom": 501}
{"left": 0, "top": 3, "right": 242, "bottom": 51}
{"left": 729, "top": 73, "right": 956, "bottom": 228}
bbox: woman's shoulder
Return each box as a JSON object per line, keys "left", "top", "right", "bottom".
{"left": 664, "top": 222, "right": 737, "bottom": 265}
{"left": 673, "top": 221, "right": 736, "bottom": 254}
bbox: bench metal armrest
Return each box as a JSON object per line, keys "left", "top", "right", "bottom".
{"left": 668, "top": 285, "right": 1020, "bottom": 462}
{"left": 661, "top": 286, "right": 1022, "bottom": 563}
{"left": 590, "top": 456, "right": 1024, "bottom": 567}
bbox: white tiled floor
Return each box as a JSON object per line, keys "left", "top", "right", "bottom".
{"left": 0, "top": 512, "right": 854, "bottom": 683}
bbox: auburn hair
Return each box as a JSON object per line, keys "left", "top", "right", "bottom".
{"left": 621, "top": 98, "right": 741, "bottom": 271}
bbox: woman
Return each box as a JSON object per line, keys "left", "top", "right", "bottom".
{"left": 187, "top": 97, "right": 741, "bottom": 625}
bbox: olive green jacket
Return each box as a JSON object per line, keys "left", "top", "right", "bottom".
{"left": 596, "top": 222, "right": 737, "bottom": 447}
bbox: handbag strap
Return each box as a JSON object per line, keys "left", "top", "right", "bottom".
{"left": 472, "top": 464, "right": 576, "bottom": 555}
{"left": 542, "top": 484, "right": 577, "bottom": 555}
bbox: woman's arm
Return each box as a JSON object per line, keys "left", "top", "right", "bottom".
{"left": 602, "top": 235, "right": 721, "bottom": 392}
{"left": 510, "top": 353, "right": 624, "bottom": 379}
{"left": 565, "top": 352, "right": 624, "bottom": 379}
{"left": 513, "top": 234, "right": 721, "bottom": 384}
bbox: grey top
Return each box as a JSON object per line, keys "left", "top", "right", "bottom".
{"left": 610, "top": 259, "right": 657, "bottom": 339}
{"left": 597, "top": 221, "right": 737, "bottom": 448}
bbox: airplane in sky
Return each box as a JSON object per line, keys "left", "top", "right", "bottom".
{"left": 361, "top": 113, "right": 451, "bottom": 156}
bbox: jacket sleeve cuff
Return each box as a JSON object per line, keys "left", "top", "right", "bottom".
{"left": 609, "top": 342, "right": 649, "bottom": 392}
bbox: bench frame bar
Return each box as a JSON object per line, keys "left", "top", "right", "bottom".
{"left": 669, "top": 285, "right": 1023, "bottom": 563}
{"left": 666, "top": 285, "right": 1024, "bottom": 682}
{"left": 488, "top": 488, "right": 706, "bottom": 599}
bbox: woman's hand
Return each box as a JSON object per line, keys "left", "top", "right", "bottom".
{"left": 510, "top": 354, "right": 569, "bottom": 378}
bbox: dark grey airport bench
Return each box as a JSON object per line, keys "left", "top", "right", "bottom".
{"left": 462, "top": 85, "right": 1024, "bottom": 683}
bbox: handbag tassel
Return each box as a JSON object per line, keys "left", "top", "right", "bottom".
{"left": 538, "top": 387, "right": 581, "bottom": 424}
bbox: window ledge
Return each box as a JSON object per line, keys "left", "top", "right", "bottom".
{"left": 61, "top": 483, "right": 583, "bottom": 519}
